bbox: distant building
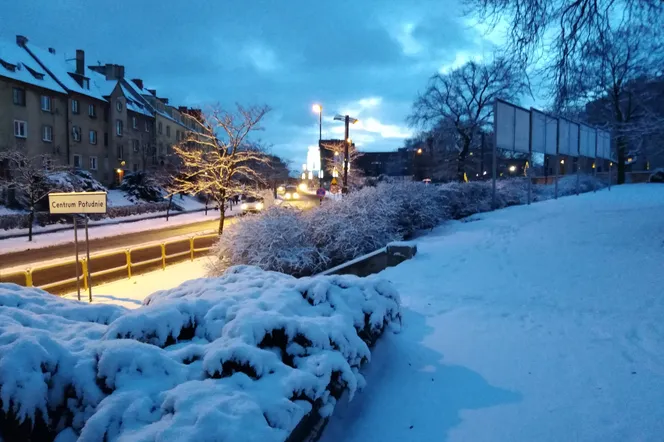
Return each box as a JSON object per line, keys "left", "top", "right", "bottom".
{"left": 356, "top": 150, "right": 410, "bottom": 177}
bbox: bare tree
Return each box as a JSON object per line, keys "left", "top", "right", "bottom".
{"left": 0, "top": 149, "right": 60, "bottom": 241}
{"left": 408, "top": 57, "right": 527, "bottom": 181}
{"left": 465, "top": 0, "right": 664, "bottom": 108}
{"left": 170, "top": 104, "right": 271, "bottom": 235}
{"left": 571, "top": 24, "right": 664, "bottom": 182}
{"left": 320, "top": 140, "right": 365, "bottom": 189}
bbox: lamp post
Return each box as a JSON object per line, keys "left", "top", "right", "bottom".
{"left": 333, "top": 114, "right": 358, "bottom": 194}
{"left": 312, "top": 104, "right": 323, "bottom": 189}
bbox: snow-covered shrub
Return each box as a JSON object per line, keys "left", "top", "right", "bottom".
{"left": 649, "top": 169, "right": 664, "bottom": 183}
{"left": 103, "top": 202, "right": 173, "bottom": 219}
{"left": 46, "top": 170, "right": 106, "bottom": 193}
{"left": 0, "top": 267, "right": 401, "bottom": 441}
{"left": 438, "top": 181, "right": 494, "bottom": 219}
{"left": 495, "top": 178, "right": 530, "bottom": 206}
{"left": 119, "top": 172, "right": 165, "bottom": 203}
{"left": 212, "top": 207, "right": 326, "bottom": 276}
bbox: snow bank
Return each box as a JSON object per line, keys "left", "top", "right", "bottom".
{"left": 213, "top": 176, "right": 606, "bottom": 276}
{"left": 0, "top": 266, "right": 401, "bottom": 441}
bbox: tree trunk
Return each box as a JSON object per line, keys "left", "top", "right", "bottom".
{"left": 28, "top": 205, "right": 34, "bottom": 242}
{"left": 217, "top": 190, "right": 227, "bottom": 235}
{"left": 166, "top": 194, "right": 173, "bottom": 221}
{"left": 617, "top": 136, "right": 627, "bottom": 185}
{"left": 457, "top": 139, "right": 470, "bottom": 182}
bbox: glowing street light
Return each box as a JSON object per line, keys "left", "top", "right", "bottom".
{"left": 509, "top": 165, "right": 516, "bottom": 173}
{"left": 417, "top": 148, "right": 423, "bottom": 155}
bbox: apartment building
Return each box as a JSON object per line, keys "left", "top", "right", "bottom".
{"left": 19, "top": 39, "right": 110, "bottom": 182}
{"left": 0, "top": 37, "right": 67, "bottom": 161}
{"left": 2, "top": 34, "right": 205, "bottom": 187}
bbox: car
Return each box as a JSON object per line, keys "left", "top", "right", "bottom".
{"left": 283, "top": 186, "right": 300, "bottom": 200}
{"left": 277, "top": 185, "right": 286, "bottom": 194}
{"left": 240, "top": 196, "right": 264, "bottom": 214}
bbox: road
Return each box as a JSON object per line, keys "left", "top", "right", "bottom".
{"left": 0, "top": 195, "right": 319, "bottom": 272}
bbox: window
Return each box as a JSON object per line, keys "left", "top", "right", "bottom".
{"left": 88, "top": 103, "right": 96, "bottom": 118}
{"left": 43, "top": 157, "right": 52, "bottom": 170}
{"left": 132, "top": 116, "right": 137, "bottom": 129}
{"left": 133, "top": 163, "right": 139, "bottom": 173}
{"left": 42, "top": 125, "right": 53, "bottom": 142}
{"left": 41, "top": 95, "right": 52, "bottom": 112}
{"left": 72, "top": 126, "right": 81, "bottom": 142}
{"left": 175, "top": 130, "right": 180, "bottom": 141}
{"left": 166, "top": 125, "right": 171, "bottom": 137}
{"left": 71, "top": 99, "right": 80, "bottom": 114}
{"left": 117, "top": 144, "right": 124, "bottom": 160}
{"left": 14, "top": 120, "right": 27, "bottom": 138}
{"left": 132, "top": 139, "right": 140, "bottom": 153}
{"left": 116, "top": 119, "right": 123, "bottom": 136}
{"left": 159, "top": 143, "right": 165, "bottom": 155}
{"left": 73, "top": 154, "right": 82, "bottom": 169}
{"left": 12, "top": 87, "right": 25, "bottom": 106}
{"left": 89, "top": 130, "right": 97, "bottom": 145}
{"left": 158, "top": 122, "right": 162, "bottom": 134}
{"left": 104, "top": 132, "right": 108, "bottom": 146}
{"left": 116, "top": 99, "right": 123, "bottom": 112}
{"left": 89, "top": 156, "right": 98, "bottom": 170}
{"left": 145, "top": 120, "right": 151, "bottom": 132}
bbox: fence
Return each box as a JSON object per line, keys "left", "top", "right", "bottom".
{"left": 0, "top": 233, "right": 219, "bottom": 296}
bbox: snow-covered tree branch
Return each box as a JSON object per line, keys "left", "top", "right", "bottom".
{"left": 170, "top": 104, "right": 271, "bottom": 234}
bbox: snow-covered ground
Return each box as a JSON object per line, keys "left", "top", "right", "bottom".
{"left": 62, "top": 258, "right": 212, "bottom": 309}
{"left": 323, "top": 184, "right": 664, "bottom": 442}
{"left": 0, "top": 208, "right": 235, "bottom": 255}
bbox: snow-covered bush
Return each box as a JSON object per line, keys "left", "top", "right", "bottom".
{"left": 649, "top": 169, "right": 664, "bottom": 183}
{"left": 0, "top": 268, "right": 401, "bottom": 441}
{"left": 213, "top": 207, "right": 327, "bottom": 276}
{"left": 47, "top": 170, "right": 106, "bottom": 193}
{"left": 213, "top": 176, "right": 605, "bottom": 276}
{"left": 119, "top": 172, "right": 164, "bottom": 203}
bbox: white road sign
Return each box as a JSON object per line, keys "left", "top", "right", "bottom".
{"left": 49, "top": 191, "right": 108, "bottom": 214}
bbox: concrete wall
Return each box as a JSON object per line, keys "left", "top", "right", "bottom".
{"left": 0, "top": 77, "right": 67, "bottom": 160}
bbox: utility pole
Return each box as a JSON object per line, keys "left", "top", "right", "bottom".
{"left": 343, "top": 115, "right": 350, "bottom": 194}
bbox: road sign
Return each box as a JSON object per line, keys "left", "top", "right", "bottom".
{"left": 331, "top": 177, "right": 338, "bottom": 185}
{"left": 316, "top": 188, "right": 326, "bottom": 198}
{"left": 48, "top": 191, "right": 107, "bottom": 303}
{"left": 49, "top": 191, "right": 107, "bottom": 214}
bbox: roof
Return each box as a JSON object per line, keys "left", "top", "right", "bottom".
{"left": 0, "top": 40, "right": 66, "bottom": 93}
{"left": 24, "top": 42, "right": 106, "bottom": 101}
{"left": 89, "top": 69, "right": 116, "bottom": 96}
{"left": 120, "top": 84, "right": 153, "bottom": 117}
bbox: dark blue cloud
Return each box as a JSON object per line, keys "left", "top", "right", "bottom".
{"left": 1, "top": 0, "right": 495, "bottom": 164}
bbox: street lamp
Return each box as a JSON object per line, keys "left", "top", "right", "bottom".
{"left": 312, "top": 104, "right": 324, "bottom": 189}
{"left": 333, "top": 114, "right": 358, "bottom": 194}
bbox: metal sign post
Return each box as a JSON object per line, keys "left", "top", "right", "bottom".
{"left": 576, "top": 124, "right": 581, "bottom": 196}
{"left": 608, "top": 161, "right": 612, "bottom": 191}
{"left": 593, "top": 129, "right": 598, "bottom": 193}
{"left": 527, "top": 110, "right": 533, "bottom": 205}
{"left": 554, "top": 117, "right": 560, "bottom": 199}
{"left": 84, "top": 215, "right": 92, "bottom": 302}
{"left": 49, "top": 191, "right": 107, "bottom": 302}
{"left": 73, "top": 216, "right": 81, "bottom": 301}
{"left": 491, "top": 101, "right": 498, "bottom": 209}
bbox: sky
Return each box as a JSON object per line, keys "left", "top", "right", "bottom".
{"left": 1, "top": 0, "right": 508, "bottom": 167}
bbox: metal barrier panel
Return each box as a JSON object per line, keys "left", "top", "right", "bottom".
{"left": 32, "top": 260, "right": 80, "bottom": 288}
{"left": 89, "top": 251, "right": 128, "bottom": 284}
{"left": 165, "top": 238, "right": 191, "bottom": 265}
{"left": 0, "top": 271, "right": 27, "bottom": 286}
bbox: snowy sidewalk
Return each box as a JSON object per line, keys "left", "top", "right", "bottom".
{"left": 322, "top": 184, "right": 664, "bottom": 442}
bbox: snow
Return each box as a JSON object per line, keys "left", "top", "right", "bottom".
{"left": 322, "top": 184, "right": 664, "bottom": 442}
{"left": 62, "top": 258, "right": 212, "bottom": 309}
{"left": 0, "top": 209, "right": 235, "bottom": 255}
{"left": 105, "top": 189, "right": 135, "bottom": 207}
{"left": 0, "top": 206, "right": 24, "bottom": 216}
{"left": 0, "top": 266, "right": 401, "bottom": 441}
{"left": 120, "top": 84, "right": 153, "bottom": 117}
{"left": 0, "top": 40, "right": 66, "bottom": 93}
{"left": 25, "top": 43, "right": 106, "bottom": 101}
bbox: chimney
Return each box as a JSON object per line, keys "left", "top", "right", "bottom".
{"left": 16, "top": 35, "right": 28, "bottom": 47}
{"left": 48, "top": 47, "right": 56, "bottom": 54}
{"left": 161, "top": 98, "right": 169, "bottom": 105}
{"left": 104, "top": 63, "right": 114, "bottom": 80}
{"left": 116, "top": 65, "right": 125, "bottom": 79}
{"left": 75, "top": 49, "right": 85, "bottom": 75}
{"left": 178, "top": 106, "right": 187, "bottom": 112}
{"left": 147, "top": 89, "right": 157, "bottom": 96}
{"left": 132, "top": 78, "right": 143, "bottom": 89}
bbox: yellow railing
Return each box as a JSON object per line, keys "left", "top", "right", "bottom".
{"left": 1, "top": 233, "right": 219, "bottom": 295}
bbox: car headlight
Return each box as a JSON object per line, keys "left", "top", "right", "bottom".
{"left": 241, "top": 203, "right": 247, "bottom": 210}
{"left": 293, "top": 192, "right": 300, "bottom": 199}
{"left": 256, "top": 202, "right": 264, "bottom": 210}
{"left": 285, "top": 193, "right": 291, "bottom": 199}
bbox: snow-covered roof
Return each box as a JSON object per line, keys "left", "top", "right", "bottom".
{"left": 120, "top": 84, "right": 153, "bottom": 117}
{"left": 88, "top": 69, "right": 116, "bottom": 96}
{"left": 24, "top": 43, "right": 106, "bottom": 101}
{"left": 0, "top": 40, "right": 66, "bottom": 93}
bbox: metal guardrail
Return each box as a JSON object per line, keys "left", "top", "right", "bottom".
{"left": 1, "top": 233, "right": 219, "bottom": 296}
